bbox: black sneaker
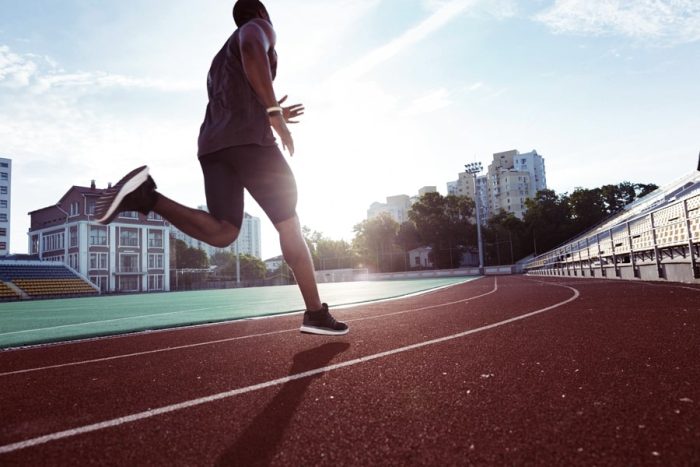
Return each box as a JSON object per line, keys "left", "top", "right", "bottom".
{"left": 300, "top": 303, "right": 349, "bottom": 336}
{"left": 95, "top": 166, "right": 158, "bottom": 224}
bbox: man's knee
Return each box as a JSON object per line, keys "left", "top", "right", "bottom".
{"left": 274, "top": 215, "right": 300, "bottom": 235}
{"left": 210, "top": 222, "right": 239, "bottom": 248}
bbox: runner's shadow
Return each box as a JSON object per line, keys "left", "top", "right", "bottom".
{"left": 216, "top": 341, "right": 350, "bottom": 467}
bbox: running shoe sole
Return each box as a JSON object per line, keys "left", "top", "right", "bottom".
{"left": 95, "top": 166, "right": 149, "bottom": 225}
{"left": 299, "top": 325, "right": 349, "bottom": 336}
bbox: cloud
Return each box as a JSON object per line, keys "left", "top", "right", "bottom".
{"left": 534, "top": 0, "right": 700, "bottom": 44}
{"left": 0, "top": 45, "right": 198, "bottom": 93}
{"left": 0, "top": 45, "right": 37, "bottom": 87}
{"left": 331, "top": 0, "right": 479, "bottom": 82}
{"left": 404, "top": 88, "right": 452, "bottom": 116}
{"left": 423, "top": 0, "right": 517, "bottom": 19}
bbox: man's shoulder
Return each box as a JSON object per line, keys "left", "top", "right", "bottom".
{"left": 239, "top": 18, "right": 275, "bottom": 41}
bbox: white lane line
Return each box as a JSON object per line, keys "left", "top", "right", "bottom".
{"left": 0, "top": 281, "right": 579, "bottom": 455}
{"left": 528, "top": 275, "right": 700, "bottom": 292}
{"left": 346, "top": 276, "right": 498, "bottom": 323}
{"left": 0, "top": 278, "right": 496, "bottom": 377}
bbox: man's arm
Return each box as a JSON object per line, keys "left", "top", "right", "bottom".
{"left": 238, "top": 19, "right": 294, "bottom": 155}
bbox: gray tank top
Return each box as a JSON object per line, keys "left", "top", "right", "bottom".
{"left": 197, "top": 29, "right": 278, "bottom": 157}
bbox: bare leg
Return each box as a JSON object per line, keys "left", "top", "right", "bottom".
{"left": 154, "top": 193, "right": 239, "bottom": 248}
{"left": 275, "top": 215, "right": 322, "bottom": 311}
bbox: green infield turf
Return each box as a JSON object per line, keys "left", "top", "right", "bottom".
{"left": 0, "top": 277, "right": 477, "bottom": 348}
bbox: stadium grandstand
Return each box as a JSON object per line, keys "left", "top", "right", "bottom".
{"left": 0, "top": 257, "right": 99, "bottom": 301}
{"left": 525, "top": 166, "right": 700, "bottom": 284}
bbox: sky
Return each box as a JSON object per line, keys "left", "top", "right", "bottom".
{"left": 1, "top": 0, "right": 699, "bottom": 259}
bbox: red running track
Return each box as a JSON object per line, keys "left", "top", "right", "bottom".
{"left": 0, "top": 275, "right": 698, "bottom": 466}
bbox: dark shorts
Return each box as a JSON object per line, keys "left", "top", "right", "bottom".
{"left": 199, "top": 144, "right": 297, "bottom": 229}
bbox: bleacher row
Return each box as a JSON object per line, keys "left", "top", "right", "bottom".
{"left": 0, "top": 263, "right": 99, "bottom": 301}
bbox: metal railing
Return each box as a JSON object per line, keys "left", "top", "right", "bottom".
{"left": 525, "top": 189, "right": 700, "bottom": 281}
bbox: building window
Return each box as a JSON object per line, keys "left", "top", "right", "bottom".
{"left": 90, "top": 275, "right": 108, "bottom": 292}
{"left": 119, "top": 228, "right": 139, "bottom": 247}
{"left": 0, "top": 186, "right": 6, "bottom": 195}
{"left": 89, "top": 226, "right": 108, "bottom": 246}
{"left": 118, "top": 276, "right": 139, "bottom": 292}
{"left": 68, "top": 253, "right": 79, "bottom": 270}
{"left": 69, "top": 202, "right": 79, "bottom": 216}
{"left": 0, "top": 228, "right": 5, "bottom": 237}
{"left": 0, "top": 162, "right": 7, "bottom": 168}
{"left": 42, "top": 232, "right": 65, "bottom": 252}
{"left": 148, "top": 230, "right": 163, "bottom": 248}
{"left": 0, "top": 173, "right": 7, "bottom": 181}
{"left": 148, "top": 253, "right": 164, "bottom": 269}
{"left": 147, "top": 212, "right": 163, "bottom": 221}
{"left": 86, "top": 198, "right": 96, "bottom": 215}
{"left": 148, "top": 274, "right": 164, "bottom": 291}
{"left": 69, "top": 227, "right": 78, "bottom": 247}
{"left": 89, "top": 252, "right": 108, "bottom": 270}
{"left": 31, "top": 235, "right": 39, "bottom": 254}
{"left": 0, "top": 200, "right": 6, "bottom": 208}
{"left": 0, "top": 242, "right": 6, "bottom": 251}
{"left": 0, "top": 214, "right": 6, "bottom": 222}
{"left": 120, "top": 211, "right": 139, "bottom": 219}
{"left": 119, "top": 254, "right": 139, "bottom": 273}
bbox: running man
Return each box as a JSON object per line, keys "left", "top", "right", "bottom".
{"left": 95, "top": 0, "right": 348, "bottom": 336}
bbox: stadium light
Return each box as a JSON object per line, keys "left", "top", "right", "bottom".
{"left": 464, "top": 162, "right": 485, "bottom": 271}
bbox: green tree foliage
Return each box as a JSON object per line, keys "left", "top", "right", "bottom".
{"left": 521, "top": 181, "right": 658, "bottom": 257}
{"left": 211, "top": 251, "right": 266, "bottom": 281}
{"left": 302, "top": 228, "right": 358, "bottom": 270}
{"left": 408, "top": 193, "right": 475, "bottom": 269}
{"left": 352, "top": 213, "right": 404, "bottom": 272}
{"left": 170, "top": 238, "right": 209, "bottom": 269}
{"left": 483, "top": 210, "right": 527, "bottom": 265}
{"left": 523, "top": 189, "right": 573, "bottom": 255}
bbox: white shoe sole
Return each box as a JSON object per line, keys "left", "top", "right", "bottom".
{"left": 96, "top": 166, "right": 149, "bottom": 224}
{"left": 299, "top": 325, "right": 349, "bottom": 336}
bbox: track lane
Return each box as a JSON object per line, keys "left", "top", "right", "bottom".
{"left": 2, "top": 276, "right": 697, "bottom": 465}
{"left": 0, "top": 277, "right": 575, "bottom": 452}
{"left": 0, "top": 278, "right": 496, "bottom": 373}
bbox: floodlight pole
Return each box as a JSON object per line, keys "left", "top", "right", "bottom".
{"left": 465, "top": 162, "right": 485, "bottom": 272}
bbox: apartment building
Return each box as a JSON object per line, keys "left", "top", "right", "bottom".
{"left": 367, "top": 187, "right": 438, "bottom": 224}
{"left": 28, "top": 180, "right": 170, "bottom": 292}
{"left": 171, "top": 207, "right": 262, "bottom": 259}
{"left": 487, "top": 149, "right": 546, "bottom": 219}
{"left": 449, "top": 149, "right": 547, "bottom": 221}
{"left": 0, "top": 157, "right": 10, "bottom": 255}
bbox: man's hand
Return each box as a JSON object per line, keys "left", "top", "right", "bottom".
{"left": 278, "top": 95, "right": 305, "bottom": 124}
{"left": 269, "top": 114, "right": 295, "bottom": 156}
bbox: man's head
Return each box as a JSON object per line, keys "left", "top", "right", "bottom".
{"left": 233, "top": 0, "right": 270, "bottom": 27}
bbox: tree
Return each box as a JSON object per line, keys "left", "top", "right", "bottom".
{"left": 316, "top": 238, "right": 357, "bottom": 270}
{"left": 301, "top": 228, "right": 358, "bottom": 270}
{"left": 352, "top": 213, "right": 401, "bottom": 272}
{"left": 523, "top": 189, "right": 573, "bottom": 255}
{"left": 408, "top": 193, "right": 475, "bottom": 269}
{"left": 210, "top": 251, "right": 265, "bottom": 281}
{"left": 484, "top": 210, "right": 526, "bottom": 265}
{"left": 569, "top": 187, "right": 606, "bottom": 232}
{"left": 170, "top": 238, "right": 208, "bottom": 269}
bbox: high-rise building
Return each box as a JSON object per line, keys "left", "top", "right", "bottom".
{"left": 367, "top": 187, "right": 438, "bottom": 224}
{"left": 0, "top": 157, "right": 10, "bottom": 255}
{"left": 28, "top": 180, "right": 170, "bottom": 292}
{"left": 367, "top": 195, "right": 412, "bottom": 224}
{"left": 448, "top": 149, "right": 547, "bottom": 221}
{"left": 170, "top": 207, "right": 262, "bottom": 259}
{"left": 487, "top": 149, "right": 546, "bottom": 219}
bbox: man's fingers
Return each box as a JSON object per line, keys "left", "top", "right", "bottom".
{"left": 278, "top": 95, "right": 288, "bottom": 104}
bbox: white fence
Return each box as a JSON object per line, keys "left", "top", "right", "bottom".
{"left": 525, "top": 189, "right": 700, "bottom": 284}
